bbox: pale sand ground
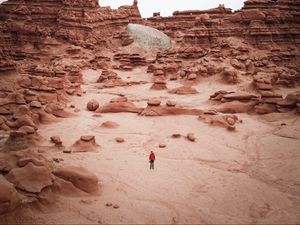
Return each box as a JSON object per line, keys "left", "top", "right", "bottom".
{"left": 24, "top": 68, "right": 300, "bottom": 224}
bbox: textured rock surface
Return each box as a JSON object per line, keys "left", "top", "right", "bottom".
{"left": 87, "top": 99, "right": 100, "bottom": 111}
{"left": 0, "top": 148, "right": 100, "bottom": 216}
{"left": 146, "top": 2, "right": 300, "bottom": 46}
{"left": 0, "top": 175, "right": 22, "bottom": 215}
{"left": 6, "top": 162, "right": 54, "bottom": 193}
{"left": 53, "top": 166, "right": 99, "bottom": 193}
{"left": 71, "top": 136, "right": 98, "bottom": 152}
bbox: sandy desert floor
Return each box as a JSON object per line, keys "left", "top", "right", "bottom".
{"left": 3, "top": 67, "right": 300, "bottom": 224}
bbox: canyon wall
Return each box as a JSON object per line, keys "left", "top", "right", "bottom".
{"left": 146, "top": 0, "right": 300, "bottom": 46}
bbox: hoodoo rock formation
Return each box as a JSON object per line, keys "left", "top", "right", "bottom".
{"left": 0, "top": 0, "right": 299, "bottom": 224}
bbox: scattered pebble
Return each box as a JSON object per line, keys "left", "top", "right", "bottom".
{"left": 187, "top": 133, "right": 196, "bottom": 142}
{"left": 159, "top": 143, "right": 166, "bottom": 148}
{"left": 113, "top": 204, "right": 120, "bottom": 209}
{"left": 53, "top": 158, "right": 64, "bottom": 163}
{"left": 115, "top": 137, "right": 125, "bottom": 143}
{"left": 172, "top": 133, "right": 181, "bottom": 138}
{"left": 50, "top": 136, "right": 63, "bottom": 146}
{"left": 63, "top": 149, "right": 72, "bottom": 154}
{"left": 80, "top": 199, "right": 92, "bottom": 204}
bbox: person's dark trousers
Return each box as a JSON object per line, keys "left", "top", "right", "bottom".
{"left": 150, "top": 160, "right": 154, "bottom": 169}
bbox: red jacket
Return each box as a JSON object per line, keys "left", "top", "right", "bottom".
{"left": 149, "top": 153, "right": 155, "bottom": 161}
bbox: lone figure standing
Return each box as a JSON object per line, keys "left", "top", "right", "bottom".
{"left": 149, "top": 151, "right": 156, "bottom": 170}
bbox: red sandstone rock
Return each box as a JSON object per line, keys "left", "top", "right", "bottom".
{"left": 53, "top": 166, "right": 99, "bottom": 193}
{"left": 87, "top": 99, "right": 100, "bottom": 111}
{"left": 172, "top": 133, "right": 181, "bottom": 138}
{"left": 50, "top": 136, "right": 63, "bottom": 147}
{"left": 97, "top": 70, "right": 127, "bottom": 88}
{"left": 187, "top": 133, "right": 196, "bottom": 142}
{"left": 159, "top": 143, "right": 167, "bottom": 148}
{"left": 113, "top": 53, "right": 147, "bottom": 70}
{"left": 17, "top": 126, "right": 35, "bottom": 135}
{"left": 216, "top": 101, "right": 258, "bottom": 114}
{"left": 255, "top": 103, "right": 277, "bottom": 114}
{"left": 147, "top": 98, "right": 161, "bottom": 107}
{"left": 222, "top": 68, "right": 239, "bottom": 84}
{"left": 139, "top": 106, "right": 202, "bottom": 117}
{"left": 6, "top": 162, "right": 54, "bottom": 193}
{"left": 169, "top": 86, "right": 198, "bottom": 95}
{"left": 0, "top": 175, "right": 22, "bottom": 214}
{"left": 110, "top": 97, "right": 128, "bottom": 103}
{"left": 146, "top": 2, "right": 299, "bottom": 47}
{"left": 45, "top": 102, "right": 73, "bottom": 118}
{"left": 71, "top": 136, "right": 98, "bottom": 152}
{"left": 100, "top": 121, "right": 120, "bottom": 129}
{"left": 221, "top": 92, "right": 260, "bottom": 102}
{"left": 187, "top": 73, "right": 197, "bottom": 80}
{"left": 115, "top": 137, "right": 125, "bottom": 143}
{"left": 96, "top": 101, "right": 141, "bottom": 114}
{"left": 150, "top": 79, "right": 167, "bottom": 90}
{"left": 16, "top": 157, "right": 45, "bottom": 168}
{"left": 199, "top": 113, "right": 240, "bottom": 130}
{"left": 166, "top": 100, "right": 176, "bottom": 107}
{"left": 29, "top": 101, "right": 42, "bottom": 108}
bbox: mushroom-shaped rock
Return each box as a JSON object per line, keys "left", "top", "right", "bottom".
{"left": 71, "top": 136, "right": 98, "bottom": 152}
{"left": 147, "top": 98, "right": 161, "bottom": 107}
{"left": 166, "top": 100, "right": 176, "bottom": 107}
{"left": 87, "top": 99, "right": 99, "bottom": 111}
{"left": 150, "top": 80, "right": 167, "bottom": 90}
{"left": 53, "top": 166, "right": 99, "bottom": 193}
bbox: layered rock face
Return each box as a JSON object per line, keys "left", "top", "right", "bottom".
{"left": 146, "top": 0, "right": 300, "bottom": 46}
{"left": 0, "top": 0, "right": 142, "bottom": 49}
{"left": 143, "top": 0, "right": 300, "bottom": 115}
{"left": 0, "top": 0, "right": 143, "bottom": 138}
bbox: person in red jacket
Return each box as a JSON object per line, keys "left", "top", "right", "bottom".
{"left": 149, "top": 151, "right": 156, "bottom": 170}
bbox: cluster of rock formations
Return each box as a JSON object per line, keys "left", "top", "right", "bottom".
{"left": 146, "top": 0, "right": 300, "bottom": 46}
{"left": 0, "top": 149, "right": 99, "bottom": 214}
{"left": 113, "top": 53, "right": 147, "bottom": 70}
